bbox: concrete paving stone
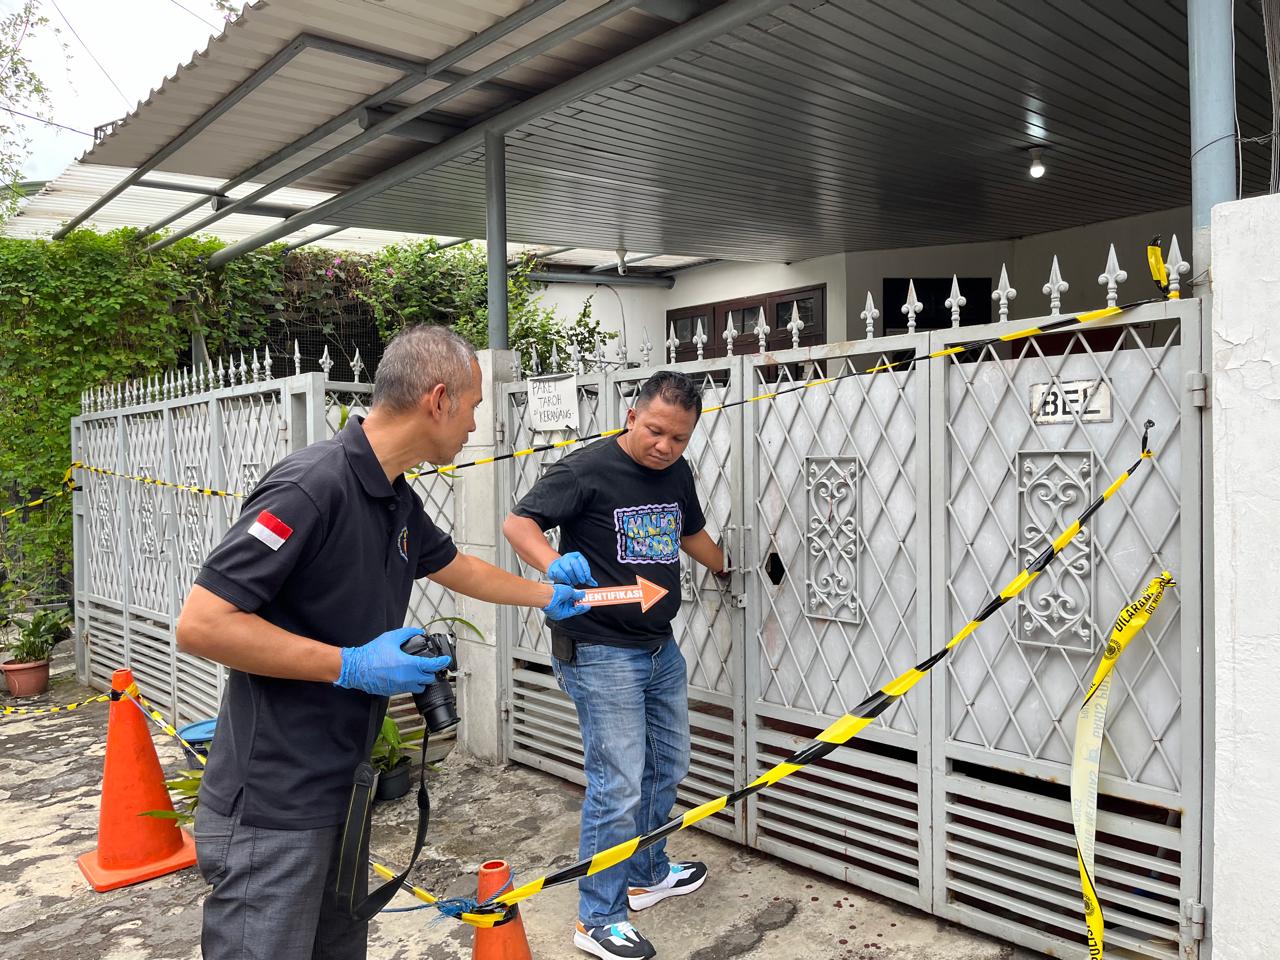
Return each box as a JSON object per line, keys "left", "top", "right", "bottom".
{"left": 2, "top": 650, "right": 1027, "bottom": 959}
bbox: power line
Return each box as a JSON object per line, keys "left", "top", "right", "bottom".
{"left": 47, "top": 0, "right": 132, "bottom": 111}
{"left": 162, "top": 0, "right": 220, "bottom": 31}
{"left": 0, "top": 105, "right": 94, "bottom": 137}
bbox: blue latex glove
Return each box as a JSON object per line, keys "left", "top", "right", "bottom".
{"left": 335, "top": 626, "right": 453, "bottom": 697}
{"left": 547, "top": 551, "right": 598, "bottom": 587}
{"left": 543, "top": 584, "right": 590, "bottom": 621}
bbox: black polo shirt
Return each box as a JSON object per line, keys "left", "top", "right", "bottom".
{"left": 194, "top": 417, "right": 457, "bottom": 830}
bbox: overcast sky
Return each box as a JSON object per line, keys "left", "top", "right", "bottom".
{"left": 5, "top": 0, "right": 229, "bottom": 181}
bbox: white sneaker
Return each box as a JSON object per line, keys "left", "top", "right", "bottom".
{"left": 626, "top": 861, "right": 708, "bottom": 911}
{"left": 573, "top": 920, "right": 656, "bottom": 959}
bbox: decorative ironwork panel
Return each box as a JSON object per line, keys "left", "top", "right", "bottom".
{"left": 82, "top": 418, "right": 123, "bottom": 602}
{"left": 171, "top": 401, "right": 216, "bottom": 610}
{"left": 218, "top": 391, "right": 286, "bottom": 525}
{"left": 124, "top": 412, "right": 170, "bottom": 617}
{"left": 1016, "top": 451, "right": 1095, "bottom": 653}
{"left": 942, "top": 321, "right": 1185, "bottom": 792}
{"left": 804, "top": 456, "right": 862, "bottom": 625}
{"left": 753, "top": 350, "right": 923, "bottom": 737}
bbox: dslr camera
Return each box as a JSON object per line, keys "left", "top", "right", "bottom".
{"left": 399, "top": 631, "right": 459, "bottom": 733}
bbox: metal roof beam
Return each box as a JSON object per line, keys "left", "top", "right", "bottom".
{"left": 136, "top": 178, "right": 224, "bottom": 196}
{"left": 528, "top": 271, "right": 674, "bottom": 288}
{"left": 54, "top": 36, "right": 313, "bottom": 238}
{"left": 510, "top": 245, "right": 576, "bottom": 267}
{"left": 156, "top": 0, "right": 637, "bottom": 253}
{"left": 209, "top": 0, "right": 788, "bottom": 269}
{"left": 280, "top": 226, "right": 345, "bottom": 253}
{"left": 588, "top": 252, "right": 660, "bottom": 273}
{"left": 210, "top": 195, "right": 303, "bottom": 220}
{"left": 134, "top": 18, "right": 553, "bottom": 239}
{"left": 357, "top": 108, "right": 463, "bottom": 144}
{"left": 638, "top": 0, "right": 718, "bottom": 24}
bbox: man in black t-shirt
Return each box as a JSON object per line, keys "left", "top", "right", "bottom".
{"left": 176, "top": 326, "right": 588, "bottom": 960}
{"left": 504, "top": 371, "right": 727, "bottom": 960}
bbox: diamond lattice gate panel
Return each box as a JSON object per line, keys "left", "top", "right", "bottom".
{"left": 745, "top": 336, "right": 934, "bottom": 909}
{"left": 930, "top": 300, "right": 1204, "bottom": 958}
{"left": 73, "top": 374, "right": 373, "bottom": 726}
{"left": 496, "top": 303, "right": 1207, "bottom": 957}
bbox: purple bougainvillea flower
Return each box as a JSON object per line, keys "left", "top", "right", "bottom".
{"left": 325, "top": 268, "right": 334, "bottom": 278}
{"left": 333, "top": 257, "right": 343, "bottom": 266}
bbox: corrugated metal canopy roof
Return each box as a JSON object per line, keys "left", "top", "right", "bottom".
{"left": 63, "top": 0, "right": 1275, "bottom": 263}
{"left": 3, "top": 161, "right": 712, "bottom": 270}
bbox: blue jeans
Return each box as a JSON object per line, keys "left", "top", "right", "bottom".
{"left": 553, "top": 638, "right": 691, "bottom": 927}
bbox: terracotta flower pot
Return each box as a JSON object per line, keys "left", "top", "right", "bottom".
{"left": 1, "top": 659, "right": 51, "bottom": 698}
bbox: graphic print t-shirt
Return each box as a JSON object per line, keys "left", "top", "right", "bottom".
{"left": 512, "top": 437, "right": 705, "bottom": 650}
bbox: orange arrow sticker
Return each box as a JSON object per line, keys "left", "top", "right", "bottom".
{"left": 580, "top": 577, "right": 669, "bottom": 613}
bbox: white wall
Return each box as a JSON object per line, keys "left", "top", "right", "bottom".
{"left": 534, "top": 207, "right": 1194, "bottom": 357}
{"left": 1208, "top": 192, "right": 1280, "bottom": 959}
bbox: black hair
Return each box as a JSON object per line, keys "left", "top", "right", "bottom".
{"left": 635, "top": 370, "right": 702, "bottom": 423}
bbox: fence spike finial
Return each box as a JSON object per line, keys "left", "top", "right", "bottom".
{"left": 530, "top": 345, "right": 542, "bottom": 376}
{"left": 319, "top": 345, "right": 334, "bottom": 377}
{"left": 787, "top": 301, "right": 805, "bottom": 347}
{"left": 251, "top": 349, "right": 261, "bottom": 383}
{"left": 206, "top": 360, "right": 215, "bottom": 392}
{"left": 616, "top": 320, "right": 628, "bottom": 365}
{"left": 263, "top": 345, "right": 273, "bottom": 380}
{"left": 293, "top": 339, "right": 302, "bottom": 377}
{"left": 215, "top": 356, "right": 225, "bottom": 387}
{"left": 640, "top": 328, "right": 653, "bottom": 366}
{"left": 755, "top": 305, "right": 770, "bottom": 351}
{"left": 569, "top": 340, "right": 582, "bottom": 375}
{"left": 550, "top": 341, "right": 561, "bottom": 374}
{"left": 692, "top": 317, "right": 707, "bottom": 360}
{"left": 723, "top": 310, "right": 738, "bottom": 357}
{"left": 1164, "top": 234, "right": 1190, "bottom": 297}
{"left": 593, "top": 337, "right": 606, "bottom": 369}
{"left": 945, "top": 275, "right": 966, "bottom": 328}
{"left": 992, "top": 264, "right": 1017, "bottom": 321}
{"left": 1097, "top": 243, "right": 1127, "bottom": 308}
{"left": 238, "top": 352, "right": 248, "bottom": 385}
{"left": 901, "top": 280, "right": 922, "bottom": 333}
{"left": 666, "top": 327, "right": 680, "bottom": 365}
{"left": 350, "top": 348, "right": 365, "bottom": 383}
{"left": 1043, "top": 255, "right": 1069, "bottom": 316}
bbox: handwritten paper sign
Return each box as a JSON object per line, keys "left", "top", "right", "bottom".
{"left": 526, "top": 375, "right": 579, "bottom": 433}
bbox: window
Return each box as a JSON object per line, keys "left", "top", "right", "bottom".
{"left": 666, "top": 285, "right": 826, "bottom": 362}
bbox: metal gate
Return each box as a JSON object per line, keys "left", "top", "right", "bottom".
{"left": 71, "top": 365, "right": 457, "bottom": 730}
{"left": 499, "top": 297, "right": 1205, "bottom": 958}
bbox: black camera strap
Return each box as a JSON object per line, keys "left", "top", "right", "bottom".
{"left": 335, "top": 729, "right": 431, "bottom": 921}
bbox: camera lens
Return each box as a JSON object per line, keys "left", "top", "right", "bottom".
{"left": 414, "top": 679, "right": 459, "bottom": 733}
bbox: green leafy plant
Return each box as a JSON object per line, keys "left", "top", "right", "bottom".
{"left": 371, "top": 715, "right": 416, "bottom": 773}
{"left": 4, "top": 608, "right": 70, "bottom": 663}
{"left": 142, "top": 766, "right": 203, "bottom": 826}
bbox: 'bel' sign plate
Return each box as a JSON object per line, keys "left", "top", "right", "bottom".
{"left": 1030, "top": 379, "right": 1113, "bottom": 424}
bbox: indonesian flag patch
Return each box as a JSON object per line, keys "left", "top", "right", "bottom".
{"left": 248, "top": 510, "right": 293, "bottom": 551}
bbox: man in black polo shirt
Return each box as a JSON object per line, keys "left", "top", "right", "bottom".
{"left": 176, "top": 325, "right": 588, "bottom": 960}
{"left": 503, "top": 371, "right": 727, "bottom": 960}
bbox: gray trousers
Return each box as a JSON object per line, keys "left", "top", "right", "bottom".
{"left": 194, "top": 798, "right": 368, "bottom": 960}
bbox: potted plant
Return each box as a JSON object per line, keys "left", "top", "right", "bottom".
{"left": 371, "top": 715, "right": 418, "bottom": 802}
{"left": 1, "top": 608, "right": 71, "bottom": 698}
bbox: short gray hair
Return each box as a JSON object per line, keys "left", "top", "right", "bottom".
{"left": 373, "top": 325, "right": 477, "bottom": 412}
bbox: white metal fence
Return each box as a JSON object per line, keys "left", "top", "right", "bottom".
{"left": 498, "top": 247, "right": 1205, "bottom": 958}
{"left": 71, "top": 353, "right": 457, "bottom": 736}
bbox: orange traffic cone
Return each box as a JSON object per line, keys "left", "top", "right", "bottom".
{"left": 77, "top": 668, "right": 197, "bottom": 891}
{"left": 472, "top": 859, "right": 533, "bottom": 960}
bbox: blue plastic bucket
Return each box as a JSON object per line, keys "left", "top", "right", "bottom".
{"left": 177, "top": 718, "right": 216, "bottom": 768}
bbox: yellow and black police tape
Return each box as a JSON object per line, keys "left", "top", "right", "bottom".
{"left": 1071, "top": 572, "right": 1175, "bottom": 959}
{"left": 71, "top": 240, "right": 1176, "bottom": 492}
{"left": 1, "top": 692, "right": 110, "bottom": 716}
{"left": 125, "top": 685, "right": 209, "bottom": 767}
{"left": 0, "top": 467, "right": 78, "bottom": 520}
{"left": 71, "top": 462, "right": 245, "bottom": 500}
{"left": 351, "top": 419, "right": 1161, "bottom": 926}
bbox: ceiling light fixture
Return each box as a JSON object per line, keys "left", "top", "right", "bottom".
{"left": 1028, "top": 147, "right": 1046, "bottom": 179}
